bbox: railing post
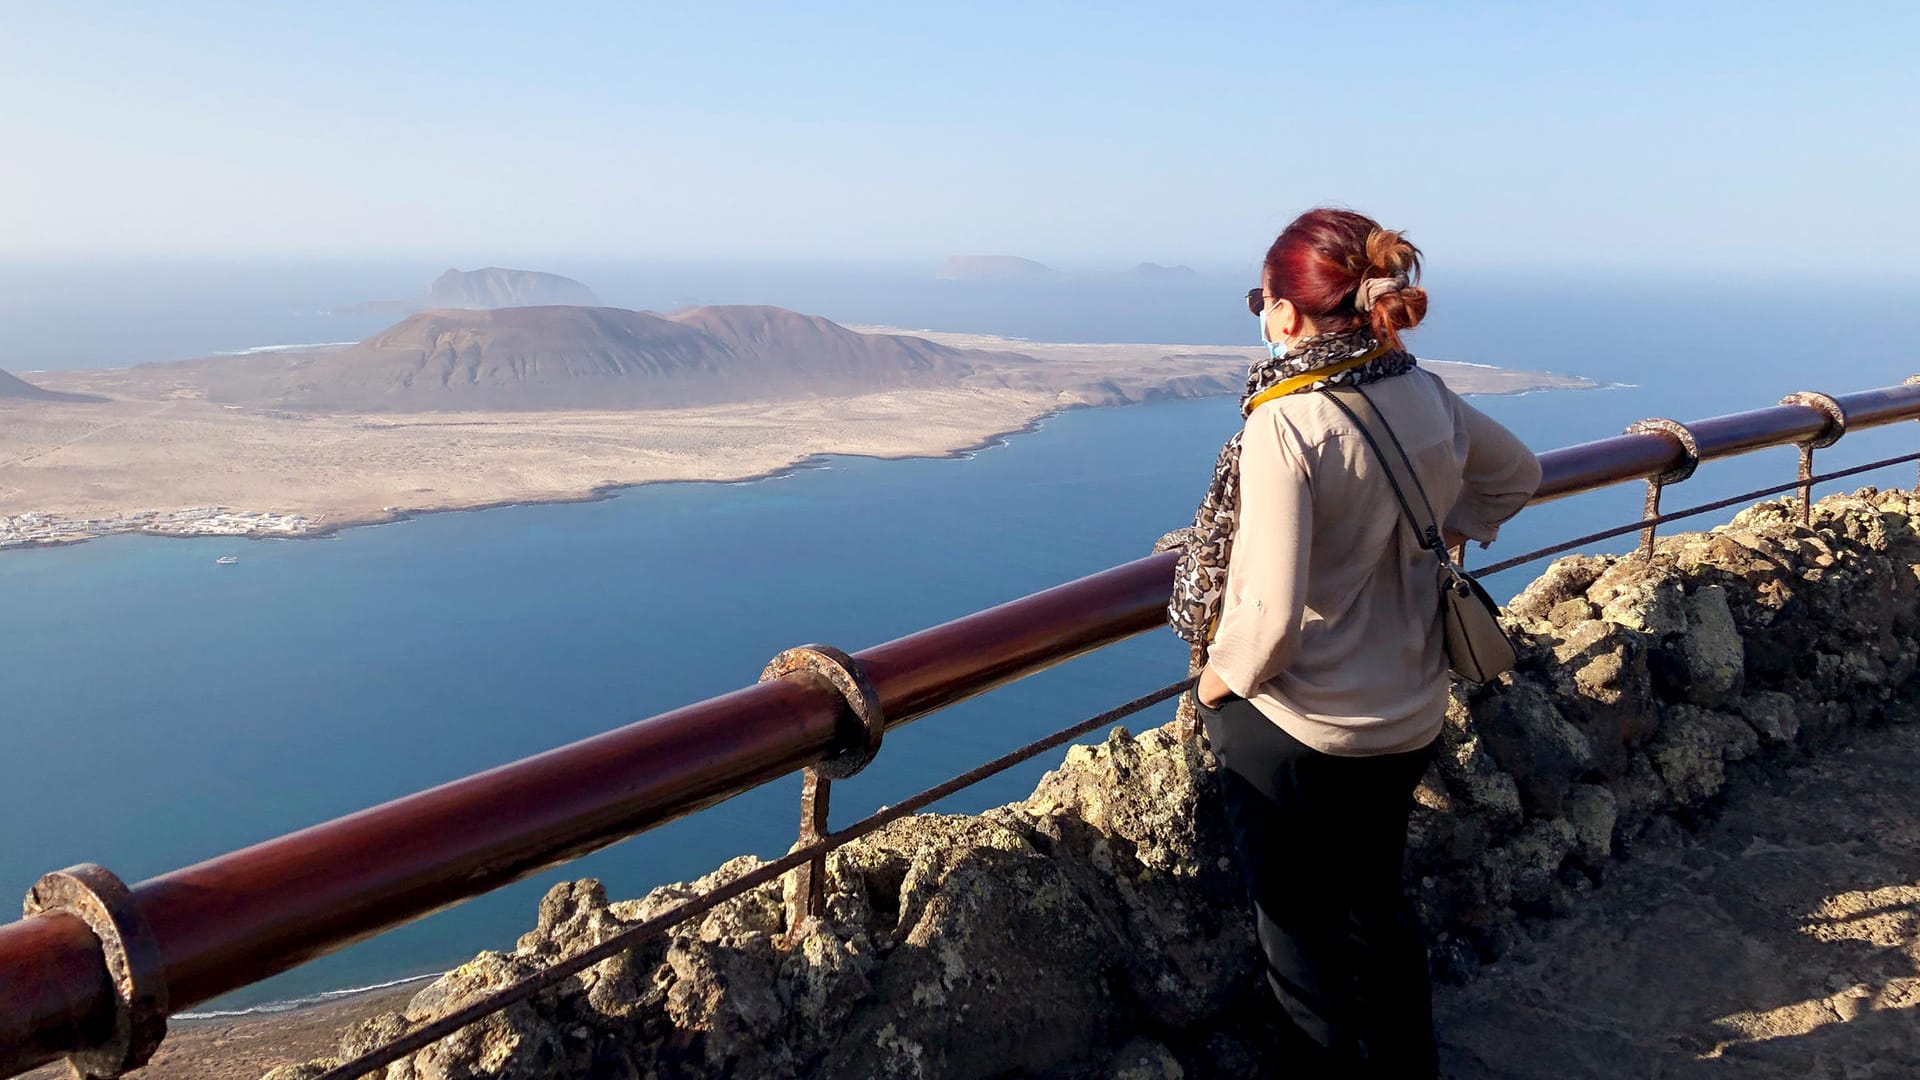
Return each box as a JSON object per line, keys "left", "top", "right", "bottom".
{"left": 1624, "top": 418, "right": 1701, "bottom": 555}
{"left": 1779, "top": 392, "right": 1848, "bottom": 526}
{"left": 792, "top": 769, "right": 831, "bottom": 923}
{"left": 758, "top": 644, "right": 885, "bottom": 931}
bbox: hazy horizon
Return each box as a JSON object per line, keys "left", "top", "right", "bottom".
{"left": 4, "top": 4, "right": 1915, "bottom": 274}
{"left": 3, "top": 254, "right": 1913, "bottom": 375}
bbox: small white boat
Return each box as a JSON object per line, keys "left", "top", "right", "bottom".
{"left": 215, "top": 555, "right": 239, "bottom": 565}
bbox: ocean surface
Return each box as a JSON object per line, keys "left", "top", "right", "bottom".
{"left": 2, "top": 261, "right": 1916, "bottom": 1013}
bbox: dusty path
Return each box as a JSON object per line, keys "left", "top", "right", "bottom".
{"left": 0, "top": 399, "right": 177, "bottom": 468}
{"left": 1437, "top": 720, "right": 1920, "bottom": 1078}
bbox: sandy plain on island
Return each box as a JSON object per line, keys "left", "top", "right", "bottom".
{"left": 2, "top": 332, "right": 1595, "bottom": 544}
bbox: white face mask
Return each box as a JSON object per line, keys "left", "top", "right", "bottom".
{"left": 1258, "top": 298, "right": 1290, "bottom": 359}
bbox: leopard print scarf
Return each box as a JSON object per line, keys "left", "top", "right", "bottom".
{"left": 1157, "top": 330, "right": 1417, "bottom": 645}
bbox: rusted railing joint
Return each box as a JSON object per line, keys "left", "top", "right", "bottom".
{"left": 21, "top": 865, "right": 167, "bottom": 1079}
{"left": 1780, "top": 391, "right": 1848, "bottom": 525}
{"left": 759, "top": 645, "right": 885, "bottom": 928}
{"left": 1623, "top": 417, "right": 1701, "bottom": 554}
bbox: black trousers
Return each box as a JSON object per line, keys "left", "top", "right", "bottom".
{"left": 1198, "top": 694, "right": 1438, "bottom": 1078}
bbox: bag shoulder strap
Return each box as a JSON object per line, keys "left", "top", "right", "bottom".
{"left": 1352, "top": 382, "right": 1449, "bottom": 532}
{"left": 1319, "top": 386, "right": 1457, "bottom": 570}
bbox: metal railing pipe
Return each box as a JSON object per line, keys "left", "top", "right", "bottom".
{"left": 1840, "top": 383, "right": 1920, "bottom": 428}
{"left": 0, "top": 916, "right": 115, "bottom": 1074}
{"left": 1528, "top": 432, "right": 1679, "bottom": 503}
{"left": 138, "top": 678, "right": 844, "bottom": 1014}
{"left": 4, "top": 378, "right": 1919, "bottom": 1077}
{"left": 1531, "top": 383, "right": 1920, "bottom": 502}
{"left": 0, "top": 557, "right": 1183, "bottom": 1076}
{"left": 860, "top": 554, "right": 1177, "bottom": 726}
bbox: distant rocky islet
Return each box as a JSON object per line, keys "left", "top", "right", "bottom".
{"left": 335, "top": 266, "right": 603, "bottom": 316}
{"left": 426, "top": 267, "right": 602, "bottom": 309}
{"left": 934, "top": 255, "right": 1061, "bottom": 281}
{"left": 934, "top": 255, "right": 1201, "bottom": 281}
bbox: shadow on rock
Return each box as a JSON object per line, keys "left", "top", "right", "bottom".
{"left": 265, "top": 488, "right": 1920, "bottom": 1079}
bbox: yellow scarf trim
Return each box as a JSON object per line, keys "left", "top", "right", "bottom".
{"left": 1241, "top": 343, "right": 1391, "bottom": 417}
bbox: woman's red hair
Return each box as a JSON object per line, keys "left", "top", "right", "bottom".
{"left": 1263, "top": 208, "right": 1428, "bottom": 349}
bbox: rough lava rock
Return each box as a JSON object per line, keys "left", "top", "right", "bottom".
{"left": 269, "top": 488, "right": 1920, "bottom": 1079}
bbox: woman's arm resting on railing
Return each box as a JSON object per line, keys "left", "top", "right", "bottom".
{"left": 1446, "top": 391, "right": 1543, "bottom": 544}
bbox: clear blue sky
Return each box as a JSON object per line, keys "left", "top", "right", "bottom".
{"left": 2, "top": 2, "right": 1913, "bottom": 273}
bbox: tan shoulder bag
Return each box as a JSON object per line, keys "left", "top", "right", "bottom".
{"left": 1320, "top": 385, "right": 1518, "bottom": 684}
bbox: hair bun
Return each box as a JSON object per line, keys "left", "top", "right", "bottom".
{"left": 1359, "top": 227, "right": 1425, "bottom": 344}
{"left": 1363, "top": 228, "right": 1419, "bottom": 278}
{"left": 1263, "top": 208, "right": 1427, "bottom": 349}
{"left": 1368, "top": 284, "right": 1428, "bottom": 345}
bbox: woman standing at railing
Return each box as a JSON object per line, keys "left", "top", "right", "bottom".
{"left": 1166, "top": 208, "right": 1540, "bottom": 1077}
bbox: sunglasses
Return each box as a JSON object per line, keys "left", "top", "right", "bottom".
{"left": 1245, "top": 287, "right": 1270, "bottom": 316}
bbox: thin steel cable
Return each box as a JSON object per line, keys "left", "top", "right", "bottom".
{"left": 314, "top": 676, "right": 1196, "bottom": 1080}
{"left": 308, "top": 450, "right": 1919, "bottom": 1080}
{"left": 1475, "top": 449, "right": 1920, "bottom": 578}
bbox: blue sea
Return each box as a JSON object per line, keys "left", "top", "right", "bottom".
{"left": 2, "top": 261, "right": 1916, "bottom": 1013}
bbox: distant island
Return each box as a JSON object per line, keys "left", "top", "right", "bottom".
{"left": 426, "top": 267, "right": 601, "bottom": 309}
{"left": 334, "top": 266, "right": 600, "bottom": 316}
{"left": 1, "top": 305, "right": 1596, "bottom": 548}
{"left": 935, "top": 255, "right": 1060, "bottom": 281}
{"left": 1129, "top": 262, "right": 1198, "bottom": 279}
{"left": 937, "top": 258, "right": 1204, "bottom": 283}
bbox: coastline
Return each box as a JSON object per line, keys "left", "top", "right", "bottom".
{"left": 0, "top": 390, "right": 1093, "bottom": 551}
{"left": 19, "top": 983, "right": 420, "bottom": 1080}
{"left": 0, "top": 386, "right": 1088, "bottom": 550}
{"left": 3, "top": 340, "right": 1596, "bottom": 552}
{"left": 255, "top": 402, "right": 1066, "bottom": 542}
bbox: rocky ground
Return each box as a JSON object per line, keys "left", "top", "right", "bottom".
{"left": 215, "top": 488, "right": 1920, "bottom": 1078}
{"left": 1435, "top": 720, "right": 1920, "bottom": 1077}
{"left": 108, "top": 721, "right": 1920, "bottom": 1080}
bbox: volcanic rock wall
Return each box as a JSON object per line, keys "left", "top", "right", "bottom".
{"left": 266, "top": 488, "right": 1920, "bottom": 1080}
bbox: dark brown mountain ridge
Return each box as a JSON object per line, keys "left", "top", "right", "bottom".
{"left": 146, "top": 305, "right": 1024, "bottom": 412}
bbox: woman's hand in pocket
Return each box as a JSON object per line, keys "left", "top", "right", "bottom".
{"left": 1196, "top": 665, "right": 1234, "bottom": 709}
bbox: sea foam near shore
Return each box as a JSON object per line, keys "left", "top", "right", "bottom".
{"left": 176, "top": 971, "right": 443, "bottom": 1020}
{"left": 212, "top": 341, "right": 359, "bottom": 355}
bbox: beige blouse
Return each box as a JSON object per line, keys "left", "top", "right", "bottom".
{"left": 1206, "top": 368, "right": 1541, "bottom": 756}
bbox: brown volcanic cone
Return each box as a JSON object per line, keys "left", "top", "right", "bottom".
{"left": 172, "top": 305, "right": 1010, "bottom": 412}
